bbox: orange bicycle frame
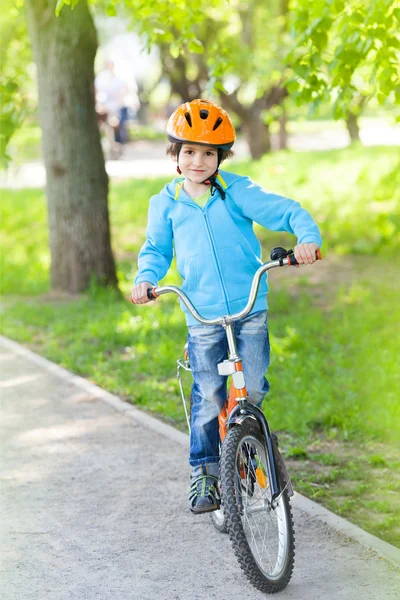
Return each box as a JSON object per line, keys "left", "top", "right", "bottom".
{"left": 218, "top": 362, "right": 247, "bottom": 442}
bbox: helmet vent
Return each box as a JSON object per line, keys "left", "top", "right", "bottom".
{"left": 185, "top": 112, "right": 192, "bottom": 127}
{"left": 199, "top": 109, "right": 209, "bottom": 119}
{"left": 213, "top": 117, "right": 223, "bottom": 131}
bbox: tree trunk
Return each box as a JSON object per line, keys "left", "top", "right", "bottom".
{"left": 278, "top": 107, "right": 288, "bottom": 150}
{"left": 220, "top": 94, "right": 272, "bottom": 160}
{"left": 244, "top": 113, "right": 271, "bottom": 159}
{"left": 25, "top": 0, "right": 118, "bottom": 293}
{"left": 346, "top": 111, "right": 361, "bottom": 143}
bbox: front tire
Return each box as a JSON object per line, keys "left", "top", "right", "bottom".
{"left": 220, "top": 421, "right": 295, "bottom": 593}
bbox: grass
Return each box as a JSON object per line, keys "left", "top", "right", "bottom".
{"left": 1, "top": 144, "right": 400, "bottom": 545}
{"left": 284, "top": 436, "right": 400, "bottom": 547}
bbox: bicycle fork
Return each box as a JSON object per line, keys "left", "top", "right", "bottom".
{"left": 217, "top": 322, "right": 282, "bottom": 503}
{"left": 176, "top": 321, "right": 291, "bottom": 503}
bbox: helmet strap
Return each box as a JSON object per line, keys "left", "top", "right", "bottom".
{"left": 202, "top": 170, "right": 218, "bottom": 185}
{"left": 202, "top": 149, "right": 225, "bottom": 198}
{"left": 206, "top": 173, "right": 226, "bottom": 199}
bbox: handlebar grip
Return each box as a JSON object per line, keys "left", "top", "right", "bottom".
{"left": 288, "top": 249, "right": 322, "bottom": 266}
{"left": 130, "top": 286, "right": 158, "bottom": 303}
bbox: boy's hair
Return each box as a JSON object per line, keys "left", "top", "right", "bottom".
{"left": 166, "top": 142, "right": 234, "bottom": 163}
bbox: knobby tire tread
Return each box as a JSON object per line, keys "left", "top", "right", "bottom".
{"left": 220, "top": 421, "right": 295, "bottom": 594}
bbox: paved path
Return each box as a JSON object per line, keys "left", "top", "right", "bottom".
{"left": 1, "top": 337, "right": 399, "bottom": 600}
{"left": 1, "top": 124, "right": 399, "bottom": 189}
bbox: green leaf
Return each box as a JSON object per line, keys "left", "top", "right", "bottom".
{"left": 286, "top": 79, "right": 301, "bottom": 94}
{"left": 170, "top": 43, "right": 180, "bottom": 59}
{"left": 106, "top": 4, "right": 117, "bottom": 17}
{"left": 55, "top": 0, "right": 67, "bottom": 17}
{"left": 55, "top": 0, "right": 78, "bottom": 15}
{"left": 188, "top": 39, "right": 204, "bottom": 54}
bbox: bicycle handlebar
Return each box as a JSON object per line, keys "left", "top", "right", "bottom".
{"left": 134, "top": 247, "right": 321, "bottom": 326}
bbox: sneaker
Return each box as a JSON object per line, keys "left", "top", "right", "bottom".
{"left": 189, "top": 475, "right": 220, "bottom": 514}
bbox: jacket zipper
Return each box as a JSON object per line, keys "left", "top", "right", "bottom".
{"left": 178, "top": 192, "right": 230, "bottom": 313}
{"left": 202, "top": 206, "right": 230, "bottom": 314}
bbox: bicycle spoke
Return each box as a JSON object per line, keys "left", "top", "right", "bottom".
{"left": 235, "top": 436, "right": 288, "bottom": 576}
{"left": 221, "top": 422, "right": 295, "bottom": 592}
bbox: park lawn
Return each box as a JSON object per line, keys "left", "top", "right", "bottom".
{"left": 1, "top": 144, "right": 400, "bottom": 546}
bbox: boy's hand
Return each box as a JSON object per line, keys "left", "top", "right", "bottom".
{"left": 131, "top": 282, "right": 155, "bottom": 304}
{"left": 294, "top": 243, "right": 320, "bottom": 266}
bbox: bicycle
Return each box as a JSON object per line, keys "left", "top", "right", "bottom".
{"left": 138, "top": 246, "right": 321, "bottom": 594}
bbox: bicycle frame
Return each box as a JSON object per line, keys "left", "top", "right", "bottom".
{"left": 148, "top": 248, "right": 320, "bottom": 502}
{"left": 177, "top": 317, "right": 282, "bottom": 501}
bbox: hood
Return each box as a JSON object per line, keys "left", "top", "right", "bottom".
{"left": 160, "top": 170, "right": 243, "bottom": 201}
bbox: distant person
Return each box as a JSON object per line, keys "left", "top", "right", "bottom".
{"left": 95, "top": 60, "right": 138, "bottom": 150}
{"left": 131, "top": 99, "right": 322, "bottom": 513}
{"left": 123, "top": 74, "right": 140, "bottom": 130}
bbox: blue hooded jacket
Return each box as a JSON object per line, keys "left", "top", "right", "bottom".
{"left": 135, "top": 170, "right": 322, "bottom": 325}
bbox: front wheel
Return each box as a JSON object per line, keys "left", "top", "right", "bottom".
{"left": 220, "top": 421, "right": 295, "bottom": 593}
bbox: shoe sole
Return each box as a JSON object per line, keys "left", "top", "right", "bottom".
{"left": 190, "top": 503, "right": 220, "bottom": 514}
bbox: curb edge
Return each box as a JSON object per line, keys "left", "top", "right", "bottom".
{"left": 1, "top": 334, "right": 399, "bottom": 567}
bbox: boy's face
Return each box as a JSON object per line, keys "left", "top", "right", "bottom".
{"left": 175, "top": 144, "right": 218, "bottom": 183}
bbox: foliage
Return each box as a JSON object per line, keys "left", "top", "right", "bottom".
{"left": 57, "top": 0, "right": 216, "bottom": 50}
{"left": 287, "top": 0, "right": 400, "bottom": 118}
{"left": 146, "top": 0, "right": 292, "bottom": 156}
{"left": 58, "top": 0, "right": 400, "bottom": 120}
{"left": 3, "top": 0, "right": 399, "bottom": 164}
{"left": 157, "top": 0, "right": 290, "bottom": 102}
{"left": 205, "top": 0, "right": 290, "bottom": 102}
{"left": 5, "top": 123, "right": 42, "bottom": 163}
{"left": 55, "top": 0, "right": 80, "bottom": 16}
{"left": 0, "top": 0, "right": 33, "bottom": 167}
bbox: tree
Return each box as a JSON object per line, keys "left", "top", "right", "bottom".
{"left": 286, "top": 0, "right": 400, "bottom": 119}
{"left": 145, "top": 0, "right": 292, "bottom": 158}
{"left": 60, "top": 0, "right": 292, "bottom": 158}
{"left": 25, "top": 0, "right": 118, "bottom": 293}
{"left": 216, "top": 0, "right": 291, "bottom": 156}
{"left": 6, "top": 0, "right": 399, "bottom": 294}
{"left": 18, "top": 0, "right": 216, "bottom": 293}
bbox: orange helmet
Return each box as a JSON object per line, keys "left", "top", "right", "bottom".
{"left": 166, "top": 99, "right": 235, "bottom": 150}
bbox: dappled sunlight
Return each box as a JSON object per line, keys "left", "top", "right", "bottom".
{"left": 1, "top": 396, "right": 50, "bottom": 414}
{"left": 115, "top": 311, "right": 143, "bottom": 334}
{"left": 338, "top": 283, "right": 372, "bottom": 305}
{"left": 16, "top": 413, "right": 127, "bottom": 448}
{"left": 269, "top": 327, "right": 299, "bottom": 364}
{"left": 0, "top": 373, "right": 44, "bottom": 388}
{"left": 1, "top": 468, "right": 45, "bottom": 484}
{"left": 0, "top": 352, "right": 17, "bottom": 361}
{"left": 66, "top": 391, "right": 99, "bottom": 404}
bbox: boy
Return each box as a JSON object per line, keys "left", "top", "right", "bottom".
{"left": 132, "top": 99, "right": 321, "bottom": 514}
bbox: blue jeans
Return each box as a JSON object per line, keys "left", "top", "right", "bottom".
{"left": 188, "top": 310, "right": 270, "bottom": 478}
